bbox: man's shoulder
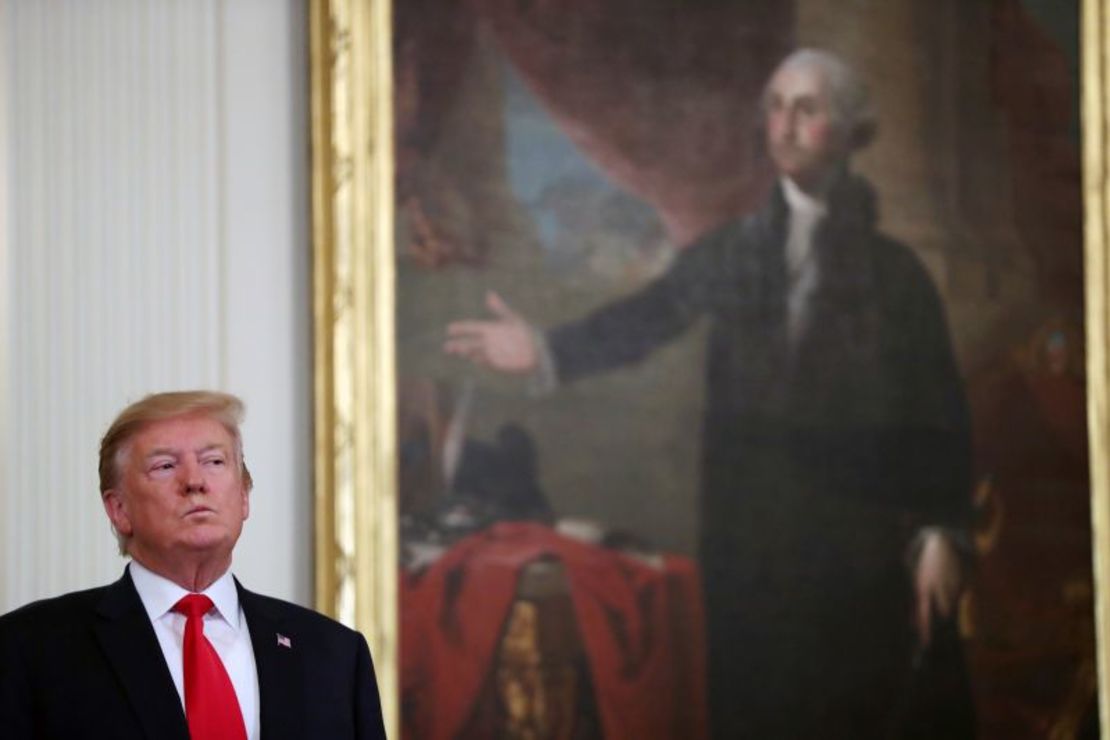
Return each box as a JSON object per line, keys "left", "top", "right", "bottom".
{"left": 670, "top": 209, "right": 774, "bottom": 282}
{"left": 237, "top": 587, "right": 363, "bottom": 643}
{"left": 0, "top": 583, "right": 112, "bottom": 637}
{"left": 869, "top": 231, "right": 940, "bottom": 288}
{"left": 691, "top": 207, "right": 771, "bottom": 249}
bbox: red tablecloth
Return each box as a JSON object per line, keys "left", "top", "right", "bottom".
{"left": 401, "top": 522, "right": 707, "bottom": 740}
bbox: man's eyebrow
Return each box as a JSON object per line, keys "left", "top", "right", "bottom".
{"left": 143, "top": 443, "right": 229, "bottom": 459}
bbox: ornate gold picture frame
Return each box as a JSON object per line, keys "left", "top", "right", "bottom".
{"left": 311, "top": 1, "right": 1110, "bottom": 736}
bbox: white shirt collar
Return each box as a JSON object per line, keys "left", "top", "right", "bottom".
{"left": 780, "top": 177, "right": 829, "bottom": 277}
{"left": 780, "top": 176, "right": 828, "bottom": 218}
{"left": 129, "top": 559, "right": 242, "bottom": 631}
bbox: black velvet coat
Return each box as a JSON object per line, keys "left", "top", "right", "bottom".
{"left": 548, "top": 174, "right": 974, "bottom": 738}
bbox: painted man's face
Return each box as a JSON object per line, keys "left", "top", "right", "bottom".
{"left": 764, "top": 62, "right": 846, "bottom": 193}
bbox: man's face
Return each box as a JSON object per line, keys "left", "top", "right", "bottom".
{"left": 102, "top": 413, "right": 249, "bottom": 570}
{"left": 764, "top": 62, "right": 846, "bottom": 192}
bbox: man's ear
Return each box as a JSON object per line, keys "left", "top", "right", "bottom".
{"left": 101, "top": 490, "right": 133, "bottom": 537}
{"left": 240, "top": 481, "right": 250, "bottom": 522}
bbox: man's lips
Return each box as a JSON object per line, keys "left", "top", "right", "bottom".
{"left": 185, "top": 506, "right": 216, "bottom": 517}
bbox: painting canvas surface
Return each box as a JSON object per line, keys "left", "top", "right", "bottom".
{"left": 391, "top": 1, "right": 1094, "bottom": 737}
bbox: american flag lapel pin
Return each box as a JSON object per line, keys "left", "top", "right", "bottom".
{"left": 276, "top": 633, "right": 292, "bottom": 649}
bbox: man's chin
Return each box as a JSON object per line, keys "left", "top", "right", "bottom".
{"left": 178, "top": 526, "right": 235, "bottom": 553}
{"left": 774, "top": 159, "right": 813, "bottom": 179}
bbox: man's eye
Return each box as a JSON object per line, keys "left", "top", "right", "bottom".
{"left": 151, "top": 462, "right": 175, "bottom": 472}
{"left": 204, "top": 458, "right": 226, "bottom": 467}
{"left": 796, "top": 99, "right": 821, "bottom": 117}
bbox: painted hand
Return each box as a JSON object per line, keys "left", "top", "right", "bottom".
{"left": 444, "top": 291, "right": 539, "bottom": 374}
{"left": 914, "top": 530, "right": 964, "bottom": 648}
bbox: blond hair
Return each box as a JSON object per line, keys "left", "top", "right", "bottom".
{"left": 99, "top": 390, "right": 253, "bottom": 554}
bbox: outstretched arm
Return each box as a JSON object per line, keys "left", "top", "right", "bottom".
{"left": 445, "top": 226, "right": 744, "bottom": 384}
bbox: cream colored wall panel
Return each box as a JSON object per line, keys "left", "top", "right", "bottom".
{"left": 0, "top": 0, "right": 10, "bottom": 605}
{"left": 1, "top": 0, "right": 309, "bottom": 611}
{"left": 222, "top": 0, "right": 312, "bottom": 604}
{"left": 4, "top": 0, "right": 223, "bottom": 608}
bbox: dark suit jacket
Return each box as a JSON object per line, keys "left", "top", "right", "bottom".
{"left": 547, "top": 174, "right": 974, "bottom": 738}
{"left": 0, "top": 566, "right": 387, "bottom": 739}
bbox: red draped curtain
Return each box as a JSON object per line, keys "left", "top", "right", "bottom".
{"left": 395, "top": 0, "right": 794, "bottom": 265}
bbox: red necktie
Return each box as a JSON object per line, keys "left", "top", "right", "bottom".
{"left": 173, "top": 594, "right": 248, "bottom": 740}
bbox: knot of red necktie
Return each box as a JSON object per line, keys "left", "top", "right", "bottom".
{"left": 172, "top": 593, "right": 247, "bottom": 740}
{"left": 174, "top": 593, "right": 215, "bottom": 620}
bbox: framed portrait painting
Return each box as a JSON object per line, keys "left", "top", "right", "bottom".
{"left": 310, "top": 0, "right": 1110, "bottom": 737}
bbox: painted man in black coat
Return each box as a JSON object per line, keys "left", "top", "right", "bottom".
{"left": 0, "top": 391, "right": 387, "bottom": 739}
{"left": 447, "top": 49, "right": 974, "bottom": 738}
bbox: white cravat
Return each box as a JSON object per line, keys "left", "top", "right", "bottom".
{"left": 130, "top": 560, "right": 261, "bottom": 740}
{"left": 781, "top": 177, "right": 829, "bottom": 348}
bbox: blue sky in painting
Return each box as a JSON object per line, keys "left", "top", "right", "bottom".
{"left": 500, "top": 58, "right": 662, "bottom": 260}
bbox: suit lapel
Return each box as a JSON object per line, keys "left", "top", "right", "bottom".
{"left": 239, "top": 581, "right": 304, "bottom": 740}
{"left": 93, "top": 567, "right": 190, "bottom": 740}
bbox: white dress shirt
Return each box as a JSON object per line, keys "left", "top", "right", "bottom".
{"left": 780, "top": 176, "right": 829, "bottom": 348}
{"left": 130, "top": 559, "right": 261, "bottom": 740}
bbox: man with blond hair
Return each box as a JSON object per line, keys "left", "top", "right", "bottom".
{"left": 0, "top": 390, "right": 386, "bottom": 740}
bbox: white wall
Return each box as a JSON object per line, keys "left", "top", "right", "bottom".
{"left": 1, "top": 0, "right": 311, "bottom": 611}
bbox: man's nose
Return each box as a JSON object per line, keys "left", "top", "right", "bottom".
{"left": 782, "top": 108, "right": 799, "bottom": 137}
{"left": 180, "top": 461, "right": 207, "bottom": 493}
